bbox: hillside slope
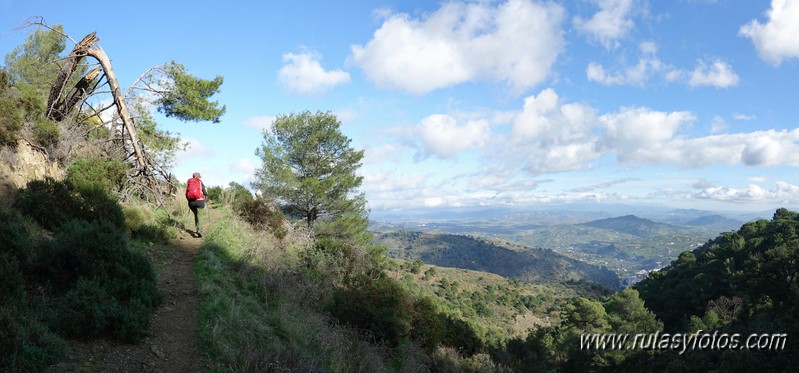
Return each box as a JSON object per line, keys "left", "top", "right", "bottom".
{"left": 375, "top": 230, "right": 621, "bottom": 290}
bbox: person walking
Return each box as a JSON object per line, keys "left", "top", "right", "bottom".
{"left": 185, "top": 172, "right": 207, "bottom": 237}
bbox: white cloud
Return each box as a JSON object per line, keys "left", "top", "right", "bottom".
{"left": 365, "top": 88, "right": 799, "bottom": 209}
{"left": 350, "top": 0, "right": 565, "bottom": 94}
{"left": 243, "top": 115, "right": 276, "bottom": 132}
{"left": 175, "top": 137, "right": 214, "bottom": 163}
{"left": 696, "top": 184, "right": 768, "bottom": 201}
{"left": 733, "top": 113, "right": 757, "bottom": 121}
{"left": 508, "top": 88, "right": 600, "bottom": 173}
{"left": 740, "top": 0, "right": 799, "bottom": 65}
{"left": 692, "top": 178, "right": 716, "bottom": 189}
{"left": 333, "top": 109, "right": 358, "bottom": 123}
{"left": 600, "top": 107, "right": 696, "bottom": 164}
{"left": 569, "top": 177, "right": 639, "bottom": 192}
{"left": 416, "top": 114, "right": 490, "bottom": 159}
{"left": 695, "top": 181, "right": 799, "bottom": 204}
{"left": 688, "top": 59, "right": 740, "bottom": 88}
{"left": 710, "top": 115, "right": 728, "bottom": 134}
{"left": 750, "top": 176, "right": 768, "bottom": 183}
{"left": 278, "top": 51, "right": 350, "bottom": 94}
{"left": 586, "top": 42, "right": 672, "bottom": 86}
{"left": 364, "top": 144, "right": 405, "bottom": 164}
{"left": 573, "top": 0, "right": 635, "bottom": 48}
{"left": 587, "top": 45, "right": 740, "bottom": 89}
{"left": 502, "top": 89, "right": 799, "bottom": 171}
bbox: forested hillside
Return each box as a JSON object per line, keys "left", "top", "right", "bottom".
{"left": 376, "top": 230, "right": 621, "bottom": 289}
{"left": 490, "top": 208, "right": 798, "bottom": 372}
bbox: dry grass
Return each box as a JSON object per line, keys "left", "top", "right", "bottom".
{"left": 195, "top": 208, "right": 427, "bottom": 371}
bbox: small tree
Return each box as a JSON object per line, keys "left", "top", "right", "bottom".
{"left": 254, "top": 111, "right": 366, "bottom": 237}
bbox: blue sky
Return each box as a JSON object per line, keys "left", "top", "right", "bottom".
{"left": 2, "top": 0, "right": 798, "bottom": 213}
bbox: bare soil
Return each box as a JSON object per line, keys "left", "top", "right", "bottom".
{"left": 48, "top": 224, "right": 209, "bottom": 372}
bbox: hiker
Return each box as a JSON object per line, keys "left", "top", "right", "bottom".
{"left": 185, "top": 172, "right": 207, "bottom": 237}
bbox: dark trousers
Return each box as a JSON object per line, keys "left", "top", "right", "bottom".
{"left": 188, "top": 199, "right": 205, "bottom": 231}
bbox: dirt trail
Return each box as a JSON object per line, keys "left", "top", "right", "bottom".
{"left": 50, "top": 210, "right": 218, "bottom": 372}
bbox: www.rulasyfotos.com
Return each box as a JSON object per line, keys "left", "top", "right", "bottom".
{"left": 580, "top": 330, "right": 788, "bottom": 354}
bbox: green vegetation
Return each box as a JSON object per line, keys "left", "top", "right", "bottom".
{"left": 254, "top": 110, "right": 367, "bottom": 242}
{"left": 631, "top": 208, "right": 799, "bottom": 370}
{"left": 4, "top": 21, "right": 798, "bottom": 373}
{"left": 0, "top": 180, "right": 162, "bottom": 371}
{"left": 155, "top": 62, "right": 226, "bottom": 123}
{"left": 376, "top": 230, "right": 621, "bottom": 289}
{"left": 387, "top": 260, "right": 608, "bottom": 345}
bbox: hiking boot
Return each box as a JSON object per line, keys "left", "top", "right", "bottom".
{"left": 197, "top": 230, "right": 202, "bottom": 238}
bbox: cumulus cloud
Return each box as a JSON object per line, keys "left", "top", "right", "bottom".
{"left": 599, "top": 107, "right": 696, "bottom": 164}
{"left": 573, "top": 0, "right": 635, "bottom": 48}
{"left": 688, "top": 59, "right": 740, "bottom": 88}
{"left": 243, "top": 115, "right": 276, "bottom": 132}
{"left": 695, "top": 181, "right": 799, "bottom": 204}
{"left": 740, "top": 0, "right": 799, "bottom": 65}
{"left": 509, "top": 88, "right": 600, "bottom": 173}
{"left": 378, "top": 88, "right": 799, "bottom": 208}
{"left": 499, "top": 89, "right": 799, "bottom": 172}
{"left": 278, "top": 51, "right": 350, "bottom": 94}
{"left": 416, "top": 114, "right": 490, "bottom": 159}
{"left": 350, "top": 0, "right": 565, "bottom": 94}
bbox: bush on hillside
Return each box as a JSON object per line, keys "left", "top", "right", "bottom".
{"left": 0, "top": 252, "right": 26, "bottom": 305}
{"left": 122, "top": 204, "right": 172, "bottom": 243}
{"left": 205, "top": 185, "right": 223, "bottom": 201}
{"left": 32, "top": 117, "right": 60, "bottom": 147}
{"left": 37, "top": 220, "right": 160, "bottom": 341}
{"left": 0, "top": 206, "right": 32, "bottom": 260}
{"left": 0, "top": 94, "right": 24, "bottom": 146}
{"left": 66, "top": 156, "right": 128, "bottom": 194}
{"left": 234, "top": 197, "right": 287, "bottom": 239}
{"left": 327, "top": 274, "right": 414, "bottom": 347}
{"left": 13, "top": 178, "right": 124, "bottom": 231}
{"left": 0, "top": 305, "right": 67, "bottom": 372}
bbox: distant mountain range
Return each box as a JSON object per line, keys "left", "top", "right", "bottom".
{"left": 374, "top": 230, "right": 621, "bottom": 290}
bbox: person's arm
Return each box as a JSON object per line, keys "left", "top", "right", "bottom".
{"left": 202, "top": 182, "right": 208, "bottom": 198}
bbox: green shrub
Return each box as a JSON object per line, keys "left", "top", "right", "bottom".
{"left": 327, "top": 274, "right": 413, "bottom": 346}
{"left": 38, "top": 220, "right": 160, "bottom": 341}
{"left": 13, "top": 178, "right": 75, "bottom": 230}
{"left": 206, "top": 185, "right": 223, "bottom": 200}
{"left": 225, "top": 182, "right": 254, "bottom": 207}
{"left": 32, "top": 117, "right": 60, "bottom": 147}
{"left": 122, "top": 204, "right": 172, "bottom": 243}
{"left": 0, "top": 206, "right": 32, "bottom": 259}
{"left": 16, "top": 83, "right": 45, "bottom": 121}
{"left": 0, "top": 95, "right": 24, "bottom": 146}
{"left": 55, "top": 278, "right": 114, "bottom": 339}
{"left": 234, "top": 197, "right": 287, "bottom": 238}
{"left": 0, "top": 305, "right": 67, "bottom": 372}
{"left": 13, "top": 178, "right": 125, "bottom": 231}
{"left": 0, "top": 252, "right": 26, "bottom": 305}
{"left": 67, "top": 156, "right": 128, "bottom": 193}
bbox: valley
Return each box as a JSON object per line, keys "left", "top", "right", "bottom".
{"left": 371, "top": 205, "right": 763, "bottom": 286}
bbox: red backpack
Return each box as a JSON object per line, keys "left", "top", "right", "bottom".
{"left": 186, "top": 177, "right": 204, "bottom": 200}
